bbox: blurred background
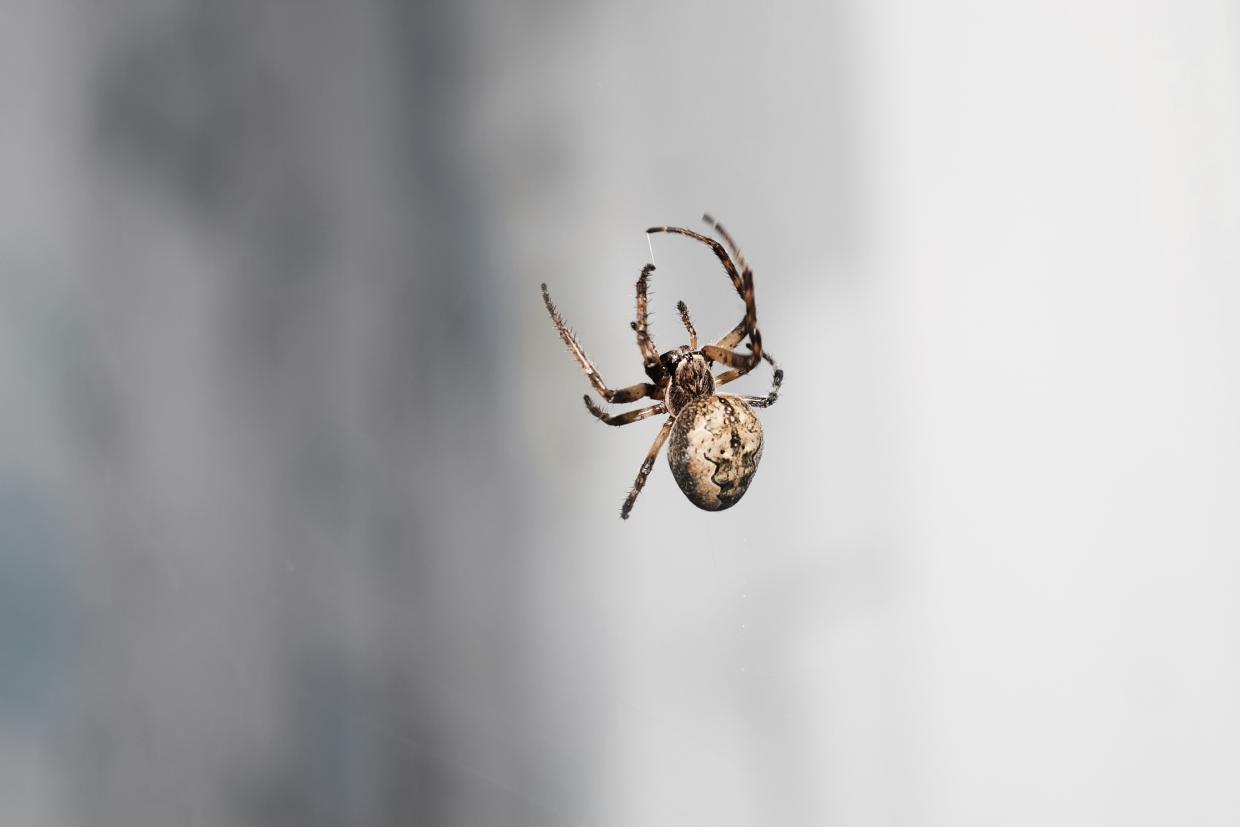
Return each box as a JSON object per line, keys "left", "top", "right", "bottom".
{"left": 3, "top": 0, "right": 1239, "bottom": 824}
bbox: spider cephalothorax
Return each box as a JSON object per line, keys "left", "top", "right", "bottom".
{"left": 663, "top": 350, "right": 716, "bottom": 414}
{"left": 541, "top": 214, "right": 782, "bottom": 519}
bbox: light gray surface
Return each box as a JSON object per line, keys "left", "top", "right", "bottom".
{"left": 2, "top": 1, "right": 1239, "bottom": 825}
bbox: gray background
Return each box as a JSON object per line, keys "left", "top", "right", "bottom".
{"left": 3, "top": 1, "right": 1239, "bottom": 825}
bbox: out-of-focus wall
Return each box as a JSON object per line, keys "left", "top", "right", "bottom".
{"left": 865, "top": 4, "right": 1240, "bottom": 823}
{"left": 1, "top": 0, "right": 1238, "bottom": 825}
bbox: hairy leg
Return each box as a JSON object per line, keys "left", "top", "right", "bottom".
{"left": 621, "top": 417, "right": 674, "bottom": 520}
{"left": 713, "top": 319, "right": 747, "bottom": 350}
{"left": 632, "top": 264, "right": 662, "bottom": 382}
{"left": 542, "top": 282, "right": 656, "bottom": 403}
{"left": 646, "top": 226, "right": 744, "bottom": 297}
{"left": 716, "top": 349, "right": 780, "bottom": 386}
{"left": 583, "top": 397, "right": 667, "bottom": 426}
{"left": 676, "top": 300, "right": 698, "bottom": 350}
{"left": 701, "top": 339, "right": 761, "bottom": 374}
{"left": 717, "top": 351, "right": 782, "bottom": 407}
{"left": 646, "top": 225, "right": 763, "bottom": 372}
{"left": 701, "top": 213, "right": 749, "bottom": 274}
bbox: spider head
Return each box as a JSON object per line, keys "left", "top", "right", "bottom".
{"left": 663, "top": 347, "right": 716, "bottom": 414}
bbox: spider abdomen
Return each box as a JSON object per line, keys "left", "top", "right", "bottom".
{"left": 667, "top": 395, "right": 764, "bottom": 511}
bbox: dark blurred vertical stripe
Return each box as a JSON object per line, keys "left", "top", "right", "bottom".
{"left": 73, "top": 1, "right": 535, "bottom": 825}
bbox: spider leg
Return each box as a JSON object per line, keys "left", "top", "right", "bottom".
{"left": 701, "top": 338, "right": 761, "bottom": 374}
{"left": 740, "top": 395, "right": 778, "bottom": 409}
{"left": 717, "top": 352, "right": 783, "bottom": 408}
{"left": 705, "top": 210, "right": 758, "bottom": 348}
{"left": 646, "top": 225, "right": 763, "bottom": 373}
{"left": 542, "top": 283, "right": 658, "bottom": 403}
{"left": 621, "top": 417, "right": 675, "bottom": 520}
{"left": 583, "top": 397, "right": 667, "bottom": 426}
{"left": 646, "top": 226, "right": 744, "bottom": 297}
{"left": 712, "top": 319, "right": 747, "bottom": 350}
{"left": 650, "top": 217, "right": 751, "bottom": 338}
{"left": 633, "top": 264, "right": 662, "bottom": 382}
{"left": 701, "top": 213, "right": 749, "bottom": 274}
{"left": 676, "top": 300, "right": 698, "bottom": 350}
{"left": 716, "top": 349, "right": 780, "bottom": 387}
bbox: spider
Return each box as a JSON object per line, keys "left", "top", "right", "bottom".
{"left": 541, "top": 214, "right": 783, "bottom": 519}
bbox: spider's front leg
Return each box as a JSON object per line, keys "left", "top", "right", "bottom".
{"left": 646, "top": 224, "right": 763, "bottom": 372}
{"left": 633, "top": 264, "right": 663, "bottom": 382}
{"left": 646, "top": 226, "right": 745, "bottom": 297}
{"left": 699, "top": 265, "right": 762, "bottom": 372}
{"left": 541, "top": 283, "right": 657, "bottom": 403}
{"left": 701, "top": 213, "right": 750, "bottom": 274}
{"left": 621, "top": 417, "right": 675, "bottom": 520}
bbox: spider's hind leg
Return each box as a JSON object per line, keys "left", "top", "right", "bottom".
{"left": 621, "top": 417, "right": 674, "bottom": 520}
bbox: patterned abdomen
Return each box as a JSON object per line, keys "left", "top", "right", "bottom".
{"left": 667, "top": 395, "right": 764, "bottom": 511}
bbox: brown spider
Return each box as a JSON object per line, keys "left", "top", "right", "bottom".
{"left": 541, "top": 214, "right": 782, "bottom": 519}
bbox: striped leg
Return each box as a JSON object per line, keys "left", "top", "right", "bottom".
{"left": 676, "top": 300, "right": 698, "bottom": 349}
{"left": 646, "top": 226, "right": 744, "bottom": 297}
{"left": 717, "top": 351, "right": 783, "bottom": 408}
{"left": 701, "top": 214, "right": 752, "bottom": 348}
{"left": 621, "top": 417, "right": 674, "bottom": 520}
{"left": 646, "top": 225, "right": 763, "bottom": 374}
{"left": 583, "top": 398, "right": 667, "bottom": 426}
{"left": 633, "top": 264, "right": 662, "bottom": 382}
{"left": 702, "top": 213, "right": 749, "bottom": 275}
{"left": 710, "top": 318, "right": 748, "bottom": 350}
{"left": 704, "top": 215, "right": 780, "bottom": 402}
{"left": 542, "top": 283, "right": 656, "bottom": 403}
